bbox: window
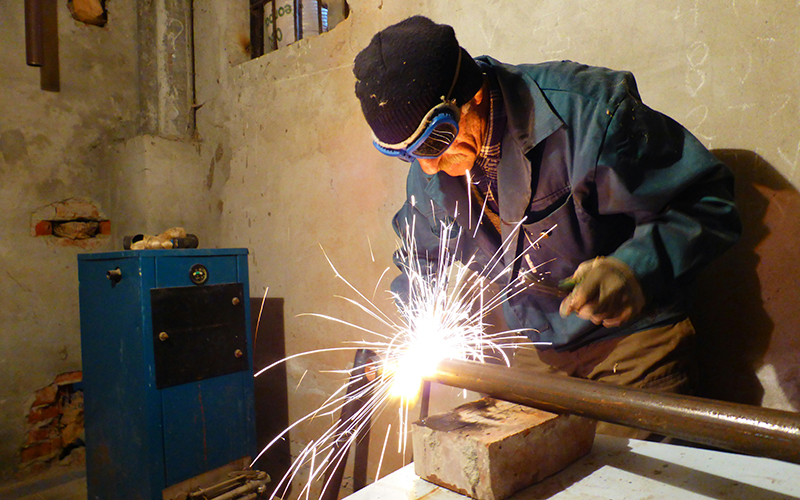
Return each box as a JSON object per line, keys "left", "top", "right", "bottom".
{"left": 250, "top": 0, "right": 349, "bottom": 58}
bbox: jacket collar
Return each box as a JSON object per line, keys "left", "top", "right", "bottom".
{"left": 476, "top": 57, "right": 565, "bottom": 270}
{"left": 476, "top": 56, "right": 564, "bottom": 154}
{"left": 418, "top": 58, "right": 567, "bottom": 273}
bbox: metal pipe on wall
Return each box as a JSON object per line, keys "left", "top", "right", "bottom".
{"left": 24, "top": 0, "right": 44, "bottom": 66}
{"left": 429, "top": 358, "right": 800, "bottom": 464}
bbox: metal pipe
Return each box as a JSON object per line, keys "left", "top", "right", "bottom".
{"left": 316, "top": 0, "right": 323, "bottom": 34}
{"left": 430, "top": 358, "right": 800, "bottom": 465}
{"left": 320, "top": 349, "right": 378, "bottom": 500}
{"left": 24, "top": 0, "right": 44, "bottom": 66}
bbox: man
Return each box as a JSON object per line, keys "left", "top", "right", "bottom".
{"left": 353, "top": 16, "right": 741, "bottom": 435}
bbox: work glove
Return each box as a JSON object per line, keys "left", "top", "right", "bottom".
{"left": 559, "top": 256, "right": 645, "bottom": 328}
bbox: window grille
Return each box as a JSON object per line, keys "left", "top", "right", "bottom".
{"left": 250, "top": 0, "right": 348, "bottom": 58}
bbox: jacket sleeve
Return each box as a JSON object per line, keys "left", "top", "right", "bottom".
{"left": 594, "top": 92, "right": 742, "bottom": 305}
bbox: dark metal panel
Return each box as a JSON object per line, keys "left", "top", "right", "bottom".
{"left": 151, "top": 284, "right": 248, "bottom": 389}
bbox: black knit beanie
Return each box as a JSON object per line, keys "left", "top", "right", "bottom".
{"left": 353, "top": 16, "right": 485, "bottom": 145}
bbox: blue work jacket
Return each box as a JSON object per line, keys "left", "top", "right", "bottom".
{"left": 391, "top": 57, "right": 741, "bottom": 350}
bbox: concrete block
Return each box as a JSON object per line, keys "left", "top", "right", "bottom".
{"left": 412, "top": 398, "right": 596, "bottom": 500}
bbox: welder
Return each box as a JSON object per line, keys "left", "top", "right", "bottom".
{"left": 352, "top": 16, "right": 741, "bottom": 437}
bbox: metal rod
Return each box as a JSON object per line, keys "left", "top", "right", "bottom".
{"left": 24, "top": 0, "right": 44, "bottom": 66}
{"left": 419, "top": 380, "right": 431, "bottom": 420}
{"left": 295, "top": 0, "right": 303, "bottom": 41}
{"left": 249, "top": 0, "right": 264, "bottom": 58}
{"left": 317, "top": 0, "right": 323, "bottom": 34}
{"left": 270, "top": 0, "right": 278, "bottom": 51}
{"left": 39, "top": 0, "right": 59, "bottom": 92}
{"left": 429, "top": 358, "right": 800, "bottom": 465}
{"left": 320, "top": 349, "right": 377, "bottom": 500}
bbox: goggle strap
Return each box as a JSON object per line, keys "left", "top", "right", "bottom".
{"left": 444, "top": 49, "right": 462, "bottom": 103}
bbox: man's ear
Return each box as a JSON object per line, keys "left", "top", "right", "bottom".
{"left": 471, "top": 85, "right": 485, "bottom": 106}
{"left": 471, "top": 77, "right": 489, "bottom": 105}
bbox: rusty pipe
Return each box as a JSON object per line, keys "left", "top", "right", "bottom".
{"left": 429, "top": 358, "right": 800, "bottom": 464}
{"left": 25, "top": 0, "right": 44, "bottom": 66}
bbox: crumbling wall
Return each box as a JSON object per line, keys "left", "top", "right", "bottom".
{"left": 20, "top": 372, "right": 84, "bottom": 474}
{"left": 0, "top": 1, "right": 137, "bottom": 483}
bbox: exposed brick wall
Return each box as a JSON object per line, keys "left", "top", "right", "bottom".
{"left": 20, "top": 372, "right": 85, "bottom": 474}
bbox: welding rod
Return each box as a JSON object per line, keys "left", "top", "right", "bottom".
{"left": 429, "top": 358, "right": 800, "bottom": 464}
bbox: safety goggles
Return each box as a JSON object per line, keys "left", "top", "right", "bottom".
{"left": 373, "top": 101, "right": 461, "bottom": 163}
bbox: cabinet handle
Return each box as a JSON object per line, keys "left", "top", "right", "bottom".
{"left": 106, "top": 268, "right": 122, "bottom": 284}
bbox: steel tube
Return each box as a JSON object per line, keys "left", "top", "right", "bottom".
{"left": 24, "top": 0, "right": 44, "bottom": 66}
{"left": 430, "top": 358, "right": 800, "bottom": 464}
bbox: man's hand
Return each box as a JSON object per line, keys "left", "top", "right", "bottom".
{"left": 559, "top": 257, "right": 645, "bottom": 328}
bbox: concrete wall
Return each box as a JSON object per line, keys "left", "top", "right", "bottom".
{"left": 194, "top": 0, "right": 800, "bottom": 495}
{"left": 0, "top": 0, "right": 139, "bottom": 480}
{"left": 0, "top": 0, "right": 219, "bottom": 482}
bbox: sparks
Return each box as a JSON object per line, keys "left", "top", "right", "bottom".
{"left": 254, "top": 210, "right": 558, "bottom": 499}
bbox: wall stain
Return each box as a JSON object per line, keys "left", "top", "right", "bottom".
{"left": 206, "top": 158, "right": 216, "bottom": 189}
{"left": 0, "top": 129, "right": 29, "bottom": 166}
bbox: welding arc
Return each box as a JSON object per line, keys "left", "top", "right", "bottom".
{"left": 430, "top": 358, "right": 800, "bottom": 465}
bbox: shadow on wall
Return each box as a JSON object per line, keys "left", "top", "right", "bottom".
{"left": 692, "top": 149, "right": 800, "bottom": 408}
{"left": 250, "top": 297, "right": 291, "bottom": 497}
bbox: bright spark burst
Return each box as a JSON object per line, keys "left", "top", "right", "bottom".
{"left": 254, "top": 201, "right": 558, "bottom": 499}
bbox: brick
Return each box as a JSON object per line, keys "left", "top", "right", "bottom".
{"left": 34, "top": 220, "right": 53, "bottom": 236}
{"left": 20, "top": 439, "right": 60, "bottom": 463}
{"left": 60, "top": 393, "right": 85, "bottom": 446}
{"left": 27, "top": 405, "right": 60, "bottom": 424}
{"left": 32, "top": 384, "right": 58, "bottom": 407}
{"left": 412, "top": 398, "right": 596, "bottom": 500}
{"left": 26, "top": 427, "right": 55, "bottom": 445}
{"left": 54, "top": 371, "right": 82, "bottom": 386}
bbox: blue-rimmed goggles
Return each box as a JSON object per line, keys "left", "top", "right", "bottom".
{"left": 373, "top": 101, "right": 461, "bottom": 163}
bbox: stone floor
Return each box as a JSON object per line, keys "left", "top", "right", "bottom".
{"left": 0, "top": 469, "right": 87, "bottom": 500}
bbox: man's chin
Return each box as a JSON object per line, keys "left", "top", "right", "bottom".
{"left": 439, "top": 153, "right": 473, "bottom": 176}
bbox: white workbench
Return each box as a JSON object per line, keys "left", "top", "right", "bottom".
{"left": 345, "top": 434, "right": 800, "bottom": 499}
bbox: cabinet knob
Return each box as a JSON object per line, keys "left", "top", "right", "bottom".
{"left": 232, "top": 297, "right": 240, "bottom": 306}
{"left": 106, "top": 268, "right": 122, "bottom": 285}
{"left": 234, "top": 349, "right": 243, "bottom": 358}
{"left": 159, "top": 332, "right": 169, "bottom": 342}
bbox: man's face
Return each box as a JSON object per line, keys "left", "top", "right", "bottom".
{"left": 417, "top": 95, "right": 486, "bottom": 177}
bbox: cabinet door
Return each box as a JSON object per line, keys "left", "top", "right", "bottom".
{"left": 161, "top": 373, "right": 253, "bottom": 486}
{"left": 150, "top": 284, "right": 248, "bottom": 389}
{"left": 79, "top": 256, "right": 166, "bottom": 500}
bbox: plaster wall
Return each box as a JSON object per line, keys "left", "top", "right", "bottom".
{"left": 0, "top": 0, "right": 139, "bottom": 480}
{"left": 194, "top": 0, "right": 800, "bottom": 496}
{"left": 0, "top": 0, "right": 219, "bottom": 482}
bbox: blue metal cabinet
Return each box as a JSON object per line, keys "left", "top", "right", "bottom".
{"left": 78, "top": 249, "right": 256, "bottom": 500}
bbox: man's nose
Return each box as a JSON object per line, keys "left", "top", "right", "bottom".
{"left": 418, "top": 157, "right": 440, "bottom": 175}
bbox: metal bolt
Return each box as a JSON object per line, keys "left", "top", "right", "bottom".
{"left": 234, "top": 349, "right": 243, "bottom": 358}
{"left": 232, "top": 297, "right": 240, "bottom": 306}
{"left": 159, "top": 332, "right": 169, "bottom": 341}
